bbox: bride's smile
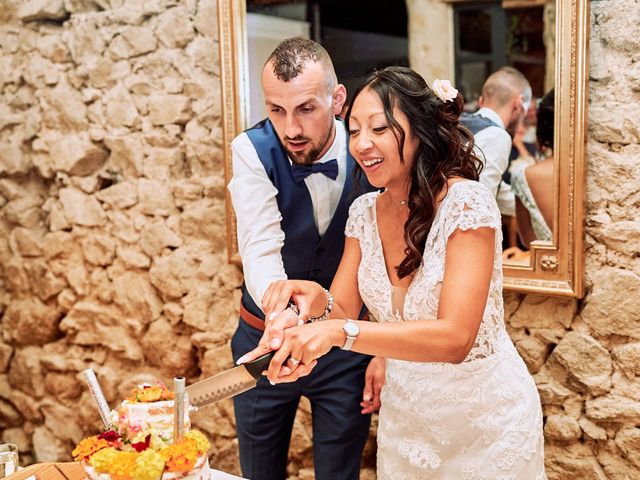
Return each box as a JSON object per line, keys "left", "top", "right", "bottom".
{"left": 348, "top": 87, "right": 416, "bottom": 192}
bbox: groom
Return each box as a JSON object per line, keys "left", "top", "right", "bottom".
{"left": 227, "top": 37, "right": 379, "bottom": 480}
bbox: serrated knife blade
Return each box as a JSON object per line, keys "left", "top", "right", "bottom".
{"left": 186, "top": 352, "right": 275, "bottom": 407}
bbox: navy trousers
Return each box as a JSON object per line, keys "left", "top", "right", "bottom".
{"left": 231, "top": 318, "right": 372, "bottom": 480}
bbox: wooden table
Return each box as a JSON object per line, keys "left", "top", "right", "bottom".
{"left": 4, "top": 463, "right": 246, "bottom": 480}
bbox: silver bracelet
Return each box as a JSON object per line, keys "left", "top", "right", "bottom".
{"left": 308, "top": 288, "right": 333, "bottom": 322}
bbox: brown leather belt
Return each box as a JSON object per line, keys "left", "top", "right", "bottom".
{"left": 240, "top": 302, "right": 370, "bottom": 332}
{"left": 240, "top": 302, "right": 266, "bottom": 331}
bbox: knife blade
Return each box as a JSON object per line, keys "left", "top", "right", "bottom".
{"left": 186, "top": 351, "right": 275, "bottom": 407}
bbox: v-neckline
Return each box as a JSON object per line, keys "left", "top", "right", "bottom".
{"left": 371, "top": 180, "right": 471, "bottom": 291}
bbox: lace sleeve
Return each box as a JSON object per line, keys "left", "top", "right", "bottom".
{"left": 345, "top": 192, "right": 377, "bottom": 240}
{"left": 443, "top": 181, "right": 501, "bottom": 240}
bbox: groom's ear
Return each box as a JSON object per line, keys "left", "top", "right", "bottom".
{"left": 333, "top": 84, "right": 347, "bottom": 116}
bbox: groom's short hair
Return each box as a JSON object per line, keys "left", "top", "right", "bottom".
{"left": 265, "top": 37, "right": 337, "bottom": 88}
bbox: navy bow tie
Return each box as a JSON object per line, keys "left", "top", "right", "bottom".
{"left": 291, "top": 159, "right": 339, "bottom": 183}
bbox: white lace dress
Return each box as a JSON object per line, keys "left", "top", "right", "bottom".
{"left": 345, "top": 181, "right": 546, "bottom": 480}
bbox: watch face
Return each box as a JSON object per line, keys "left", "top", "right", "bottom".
{"left": 344, "top": 321, "right": 359, "bottom": 336}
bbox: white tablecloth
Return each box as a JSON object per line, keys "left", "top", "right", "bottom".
{"left": 211, "top": 467, "right": 247, "bottom": 480}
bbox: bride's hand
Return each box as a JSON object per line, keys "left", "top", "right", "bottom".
{"left": 266, "top": 319, "right": 344, "bottom": 384}
{"left": 236, "top": 307, "right": 300, "bottom": 367}
{"left": 262, "top": 280, "right": 326, "bottom": 323}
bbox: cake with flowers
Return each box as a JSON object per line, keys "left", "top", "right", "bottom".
{"left": 73, "top": 382, "right": 210, "bottom": 480}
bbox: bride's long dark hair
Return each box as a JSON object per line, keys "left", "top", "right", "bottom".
{"left": 346, "top": 66, "right": 482, "bottom": 279}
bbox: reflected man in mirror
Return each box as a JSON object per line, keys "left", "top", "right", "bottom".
{"left": 461, "top": 67, "right": 532, "bottom": 221}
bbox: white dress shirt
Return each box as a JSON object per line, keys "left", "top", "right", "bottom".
{"left": 227, "top": 118, "right": 348, "bottom": 310}
{"left": 473, "top": 107, "right": 515, "bottom": 216}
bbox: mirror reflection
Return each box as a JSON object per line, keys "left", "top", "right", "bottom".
{"left": 243, "top": 0, "right": 556, "bottom": 269}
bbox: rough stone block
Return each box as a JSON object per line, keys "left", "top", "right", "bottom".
{"left": 2, "top": 298, "right": 62, "bottom": 347}
{"left": 155, "top": 6, "right": 196, "bottom": 49}
{"left": 18, "top": 0, "right": 67, "bottom": 22}
{"left": 586, "top": 394, "right": 640, "bottom": 423}
{"left": 614, "top": 427, "right": 640, "bottom": 469}
{"left": 112, "top": 271, "right": 163, "bottom": 324}
{"left": 60, "top": 300, "right": 143, "bottom": 361}
{"left": 81, "top": 233, "right": 116, "bottom": 266}
{"left": 10, "top": 227, "right": 43, "bottom": 257}
{"left": 509, "top": 294, "right": 576, "bottom": 330}
{"left": 41, "top": 80, "right": 88, "bottom": 131}
{"left": 32, "top": 426, "right": 69, "bottom": 463}
{"left": 545, "top": 414, "right": 582, "bottom": 443}
{"left": 142, "top": 317, "right": 196, "bottom": 376}
{"left": 544, "top": 443, "right": 608, "bottom": 480}
{"left": 8, "top": 347, "right": 45, "bottom": 398}
{"left": 612, "top": 343, "right": 640, "bottom": 380}
{"left": 0, "top": 144, "right": 30, "bottom": 175}
{"left": 95, "top": 180, "right": 138, "bottom": 209}
{"left": 116, "top": 246, "right": 150, "bottom": 269}
{"left": 108, "top": 26, "right": 157, "bottom": 59}
{"left": 59, "top": 187, "right": 106, "bottom": 226}
{"left": 582, "top": 268, "right": 640, "bottom": 339}
{"left": 103, "top": 83, "right": 139, "bottom": 127}
{"left": 138, "top": 178, "right": 176, "bottom": 216}
{"left": 549, "top": 332, "right": 612, "bottom": 396}
{"left": 148, "top": 93, "right": 191, "bottom": 125}
{"left": 50, "top": 134, "right": 108, "bottom": 176}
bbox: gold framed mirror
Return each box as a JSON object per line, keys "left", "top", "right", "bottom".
{"left": 218, "top": 0, "right": 589, "bottom": 298}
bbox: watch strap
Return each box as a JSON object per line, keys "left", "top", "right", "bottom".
{"left": 340, "top": 319, "right": 359, "bottom": 351}
{"left": 342, "top": 335, "right": 356, "bottom": 351}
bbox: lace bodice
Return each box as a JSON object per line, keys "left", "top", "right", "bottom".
{"left": 345, "top": 180, "right": 506, "bottom": 362}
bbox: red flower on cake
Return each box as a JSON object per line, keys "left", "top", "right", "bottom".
{"left": 131, "top": 434, "right": 152, "bottom": 452}
{"left": 98, "top": 430, "right": 120, "bottom": 442}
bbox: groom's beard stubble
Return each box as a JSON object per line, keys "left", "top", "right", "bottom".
{"left": 282, "top": 124, "right": 334, "bottom": 166}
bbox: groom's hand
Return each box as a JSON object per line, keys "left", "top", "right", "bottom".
{"left": 236, "top": 307, "right": 300, "bottom": 366}
{"left": 361, "top": 356, "right": 385, "bottom": 414}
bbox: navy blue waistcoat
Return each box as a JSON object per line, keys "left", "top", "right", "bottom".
{"left": 460, "top": 112, "right": 512, "bottom": 185}
{"left": 460, "top": 112, "right": 500, "bottom": 135}
{"left": 241, "top": 118, "right": 367, "bottom": 319}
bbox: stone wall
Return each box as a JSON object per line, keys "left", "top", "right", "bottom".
{"left": 0, "top": 0, "right": 249, "bottom": 474}
{"left": 503, "top": 1, "right": 640, "bottom": 478}
{"left": 1, "top": 1, "right": 639, "bottom": 480}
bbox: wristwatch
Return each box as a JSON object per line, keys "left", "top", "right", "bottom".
{"left": 341, "top": 319, "right": 360, "bottom": 351}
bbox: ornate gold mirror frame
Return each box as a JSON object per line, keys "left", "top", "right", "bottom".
{"left": 218, "top": 0, "right": 589, "bottom": 298}
{"left": 502, "top": 0, "right": 589, "bottom": 297}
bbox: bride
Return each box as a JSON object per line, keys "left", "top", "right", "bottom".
{"left": 238, "top": 66, "right": 546, "bottom": 479}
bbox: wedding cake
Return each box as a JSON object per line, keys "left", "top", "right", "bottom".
{"left": 73, "top": 382, "right": 210, "bottom": 480}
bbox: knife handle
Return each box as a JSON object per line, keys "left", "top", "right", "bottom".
{"left": 243, "top": 351, "right": 276, "bottom": 380}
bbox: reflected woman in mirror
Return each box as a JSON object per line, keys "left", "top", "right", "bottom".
{"left": 239, "top": 66, "right": 546, "bottom": 478}
{"left": 511, "top": 89, "right": 555, "bottom": 246}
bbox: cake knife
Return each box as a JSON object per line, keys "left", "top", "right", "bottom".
{"left": 186, "top": 352, "right": 275, "bottom": 407}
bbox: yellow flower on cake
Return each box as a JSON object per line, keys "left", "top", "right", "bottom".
{"left": 160, "top": 438, "right": 200, "bottom": 472}
{"left": 89, "top": 447, "right": 137, "bottom": 479}
{"left": 128, "top": 383, "right": 174, "bottom": 403}
{"left": 134, "top": 449, "right": 166, "bottom": 480}
{"left": 184, "top": 430, "right": 209, "bottom": 455}
{"left": 72, "top": 436, "right": 110, "bottom": 461}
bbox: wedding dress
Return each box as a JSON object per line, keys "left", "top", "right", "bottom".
{"left": 346, "top": 181, "right": 546, "bottom": 479}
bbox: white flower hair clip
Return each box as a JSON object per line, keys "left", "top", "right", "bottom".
{"left": 431, "top": 79, "right": 459, "bottom": 103}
